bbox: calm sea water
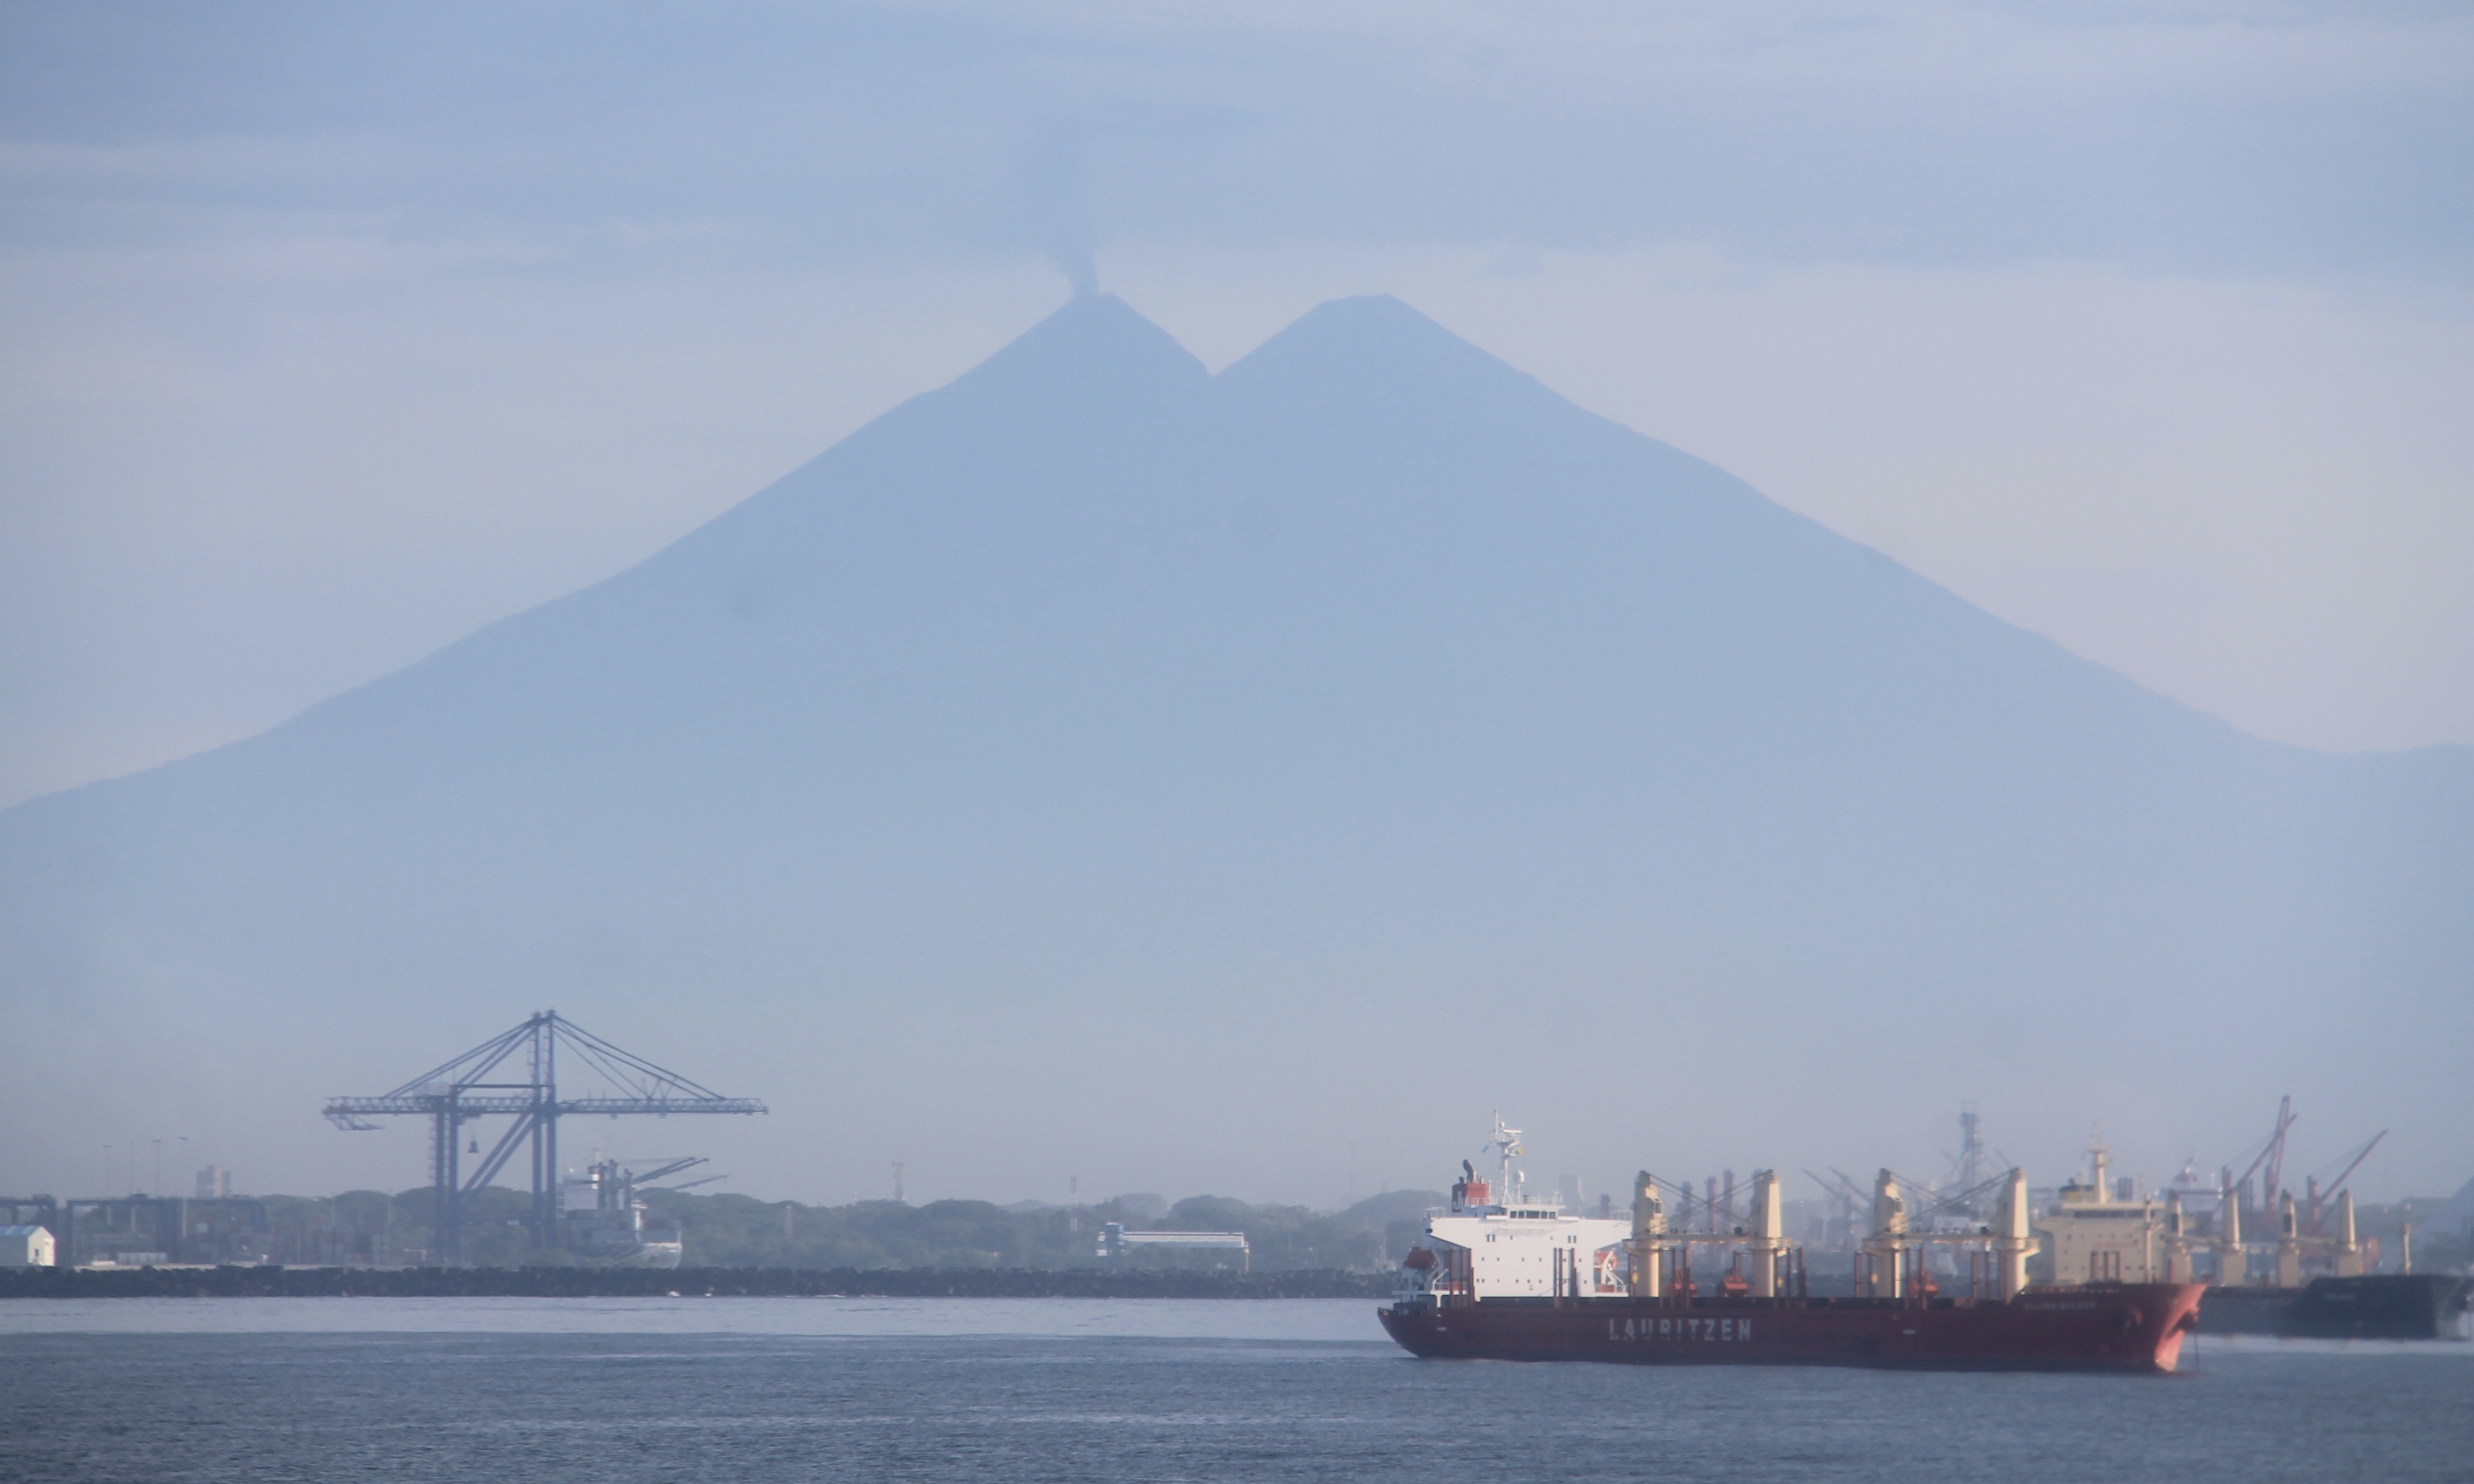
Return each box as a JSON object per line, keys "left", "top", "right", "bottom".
{"left": 3, "top": 1298, "right": 2468, "bottom": 1483}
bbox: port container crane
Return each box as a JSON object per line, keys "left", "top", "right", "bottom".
{"left": 324, "top": 1010, "right": 764, "bottom": 1263}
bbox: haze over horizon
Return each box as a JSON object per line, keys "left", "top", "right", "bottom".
{"left": 3, "top": 288, "right": 2465, "bottom": 1215}
{"left": 2, "top": 3, "right": 2468, "bottom": 1215}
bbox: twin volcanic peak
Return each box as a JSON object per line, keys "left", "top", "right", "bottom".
{"left": 1, "top": 293, "right": 2465, "bottom": 1199}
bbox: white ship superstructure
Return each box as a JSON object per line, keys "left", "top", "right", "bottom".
{"left": 1396, "top": 1114, "right": 1634, "bottom": 1303}
{"left": 2029, "top": 1135, "right": 2168, "bottom": 1286}
{"left": 561, "top": 1156, "right": 687, "bottom": 1269}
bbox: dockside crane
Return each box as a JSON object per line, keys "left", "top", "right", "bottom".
{"left": 324, "top": 1011, "right": 766, "bottom": 1264}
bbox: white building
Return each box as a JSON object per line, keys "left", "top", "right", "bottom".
{"left": 0, "top": 1225, "right": 57, "bottom": 1267}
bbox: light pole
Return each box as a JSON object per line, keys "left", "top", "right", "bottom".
{"left": 153, "top": 1139, "right": 163, "bottom": 1199}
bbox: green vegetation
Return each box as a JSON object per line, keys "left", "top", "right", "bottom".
{"left": 642, "top": 1189, "right": 1450, "bottom": 1270}
{"left": 218, "top": 1187, "right": 1448, "bottom": 1271}
{"left": 258, "top": 1187, "right": 542, "bottom": 1266}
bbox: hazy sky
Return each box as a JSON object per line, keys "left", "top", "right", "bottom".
{"left": 4, "top": 0, "right": 2471, "bottom": 811}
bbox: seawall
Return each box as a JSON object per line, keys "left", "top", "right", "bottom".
{"left": 0, "top": 1265, "right": 1393, "bottom": 1300}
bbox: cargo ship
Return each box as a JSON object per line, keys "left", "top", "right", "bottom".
{"left": 1378, "top": 1117, "right": 2204, "bottom": 1373}
{"left": 2175, "top": 1131, "right": 2468, "bottom": 1340}
{"left": 561, "top": 1157, "right": 687, "bottom": 1269}
{"left": 2199, "top": 1274, "right": 2472, "bottom": 1340}
{"left": 2024, "top": 1106, "right": 2473, "bottom": 1343}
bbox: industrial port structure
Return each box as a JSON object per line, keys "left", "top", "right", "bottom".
{"left": 323, "top": 1011, "right": 765, "bottom": 1264}
{"left": 3, "top": 1090, "right": 2460, "bottom": 1322}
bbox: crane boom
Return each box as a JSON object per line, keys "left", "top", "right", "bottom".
{"left": 2234, "top": 1095, "right": 2297, "bottom": 1207}
{"left": 322, "top": 1010, "right": 764, "bottom": 1263}
{"left": 2319, "top": 1130, "right": 2387, "bottom": 1199}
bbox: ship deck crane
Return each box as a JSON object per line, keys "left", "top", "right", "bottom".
{"left": 2303, "top": 1129, "right": 2386, "bottom": 1237}
{"left": 2222, "top": 1094, "right": 2298, "bottom": 1227}
{"left": 324, "top": 1011, "right": 765, "bottom": 1264}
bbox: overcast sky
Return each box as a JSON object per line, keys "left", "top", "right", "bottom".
{"left": 4, "top": 0, "right": 2471, "bottom": 808}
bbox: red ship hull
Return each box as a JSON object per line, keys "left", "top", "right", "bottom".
{"left": 1378, "top": 1285, "right": 2204, "bottom": 1373}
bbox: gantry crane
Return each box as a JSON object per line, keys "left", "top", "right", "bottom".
{"left": 324, "top": 1010, "right": 765, "bottom": 1263}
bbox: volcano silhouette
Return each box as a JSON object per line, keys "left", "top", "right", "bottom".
{"left": 3, "top": 295, "right": 2466, "bottom": 1195}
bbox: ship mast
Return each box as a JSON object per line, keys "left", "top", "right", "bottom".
{"left": 1485, "top": 1111, "right": 1523, "bottom": 1204}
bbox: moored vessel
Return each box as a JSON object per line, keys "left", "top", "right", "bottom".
{"left": 2199, "top": 1273, "right": 2472, "bottom": 1340}
{"left": 562, "top": 1157, "right": 688, "bottom": 1269}
{"left": 1378, "top": 1116, "right": 2204, "bottom": 1373}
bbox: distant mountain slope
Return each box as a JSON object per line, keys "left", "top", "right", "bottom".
{"left": 3, "top": 294, "right": 2465, "bottom": 1201}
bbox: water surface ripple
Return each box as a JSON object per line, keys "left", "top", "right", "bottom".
{"left": 3, "top": 1299, "right": 2465, "bottom": 1482}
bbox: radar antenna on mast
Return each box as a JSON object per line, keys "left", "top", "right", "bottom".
{"left": 1483, "top": 1112, "right": 1524, "bottom": 1200}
